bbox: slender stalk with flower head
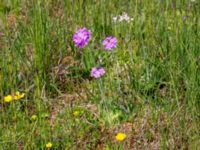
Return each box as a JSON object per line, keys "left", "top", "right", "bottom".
{"left": 90, "top": 67, "right": 105, "bottom": 96}
{"left": 73, "top": 27, "right": 95, "bottom": 70}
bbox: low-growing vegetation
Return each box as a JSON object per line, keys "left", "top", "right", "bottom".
{"left": 0, "top": 0, "right": 199, "bottom": 149}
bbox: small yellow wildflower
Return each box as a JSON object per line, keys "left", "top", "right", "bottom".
{"left": 115, "top": 132, "right": 126, "bottom": 142}
{"left": 73, "top": 111, "right": 80, "bottom": 117}
{"left": 31, "top": 115, "right": 37, "bottom": 121}
{"left": 46, "top": 142, "right": 52, "bottom": 149}
{"left": 14, "top": 91, "right": 25, "bottom": 100}
{"left": 4, "top": 95, "right": 13, "bottom": 103}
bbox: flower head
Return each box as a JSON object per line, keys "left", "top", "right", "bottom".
{"left": 73, "top": 111, "right": 80, "bottom": 117}
{"left": 73, "top": 27, "right": 91, "bottom": 48}
{"left": 102, "top": 36, "right": 117, "bottom": 50}
{"left": 46, "top": 142, "right": 52, "bottom": 149}
{"left": 113, "top": 16, "right": 118, "bottom": 22}
{"left": 31, "top": 115, "right": 37, "bottom": 121}
{"left": 3, "top": 91, "right": 25, "bottom": 103}
{"left": 4, "top": 95, "right": 13, "bottom": 103}
{"left": 90, "top": 67, "right": 105, "bottom": 78}
{"left": 115, "top": 132, "right": 126, "bottom": 141}
{"left": 113, "top": 12, "right": 133, "bottom": 23}
{"left": 14, "top": 91, "right": 25, "bottom": 100}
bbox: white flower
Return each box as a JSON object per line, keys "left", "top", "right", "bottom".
{"left": 113, "top": 16, "right": 118, "bottom": 22}
{"left": 119, "top": 15, "right": 124, "bottom": 22}
{"left": 113, "top": 12, "right": 133, "bottom": 23}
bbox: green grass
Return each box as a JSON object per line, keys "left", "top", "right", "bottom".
{"left": 0, "top": 0, "right": 200, "bottom": 149}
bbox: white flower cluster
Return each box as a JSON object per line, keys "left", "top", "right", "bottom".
{"left": 113, "top": 12, "right": 133, "bottom": 23}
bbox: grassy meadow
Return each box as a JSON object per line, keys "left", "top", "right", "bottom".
{"left": 0, "top": 0, "right": 200, "bottom": 149}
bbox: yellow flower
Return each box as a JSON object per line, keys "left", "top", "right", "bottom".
{"left": 73, "top": 111, "right": 80, "bottom": 117}
{"left": 115, "top": 132, "right": 126, "bottom": 141}
{"left": 14, "top": 91, "right": 25, "bottom": 100}
{"left": 46, "top": 142, "right": 52, "bottom": 148}
{"left": 4, "top": 95, "right": 13, "bottom": 103}
{"left": 31, "top": 115, "right": 37, "bottom": 121}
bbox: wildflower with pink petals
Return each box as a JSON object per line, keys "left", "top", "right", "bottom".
{"left": 90, "top": 67, "right": 105, "bottom": 78}
{"left": 73, "top": 28, "right": 91, "bottom": 48}
{"left": 102, "top": 36, "right": 117, "bottom": 50}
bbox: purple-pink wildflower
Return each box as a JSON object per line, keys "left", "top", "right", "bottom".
{"left": 73, "top": 28, "right": 91, "bottom": 48}
{"left": 102, "top": 36, "right": 117, "bottom": 50}
{"left": 90, "top": 67, "right": 105, "bottom": 78}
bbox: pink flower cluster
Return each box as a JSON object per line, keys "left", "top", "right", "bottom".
{"left": 102, "top": 36, "right": 117, "bottom": 50}
{"left": 90, "top": 67, "right": 105, "bottom": 78}
{"left": 73, "top": 27, "right": 118, "bottom": 78}
{"left": 73, "top": 28, "right": 91, "bottom": 49}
